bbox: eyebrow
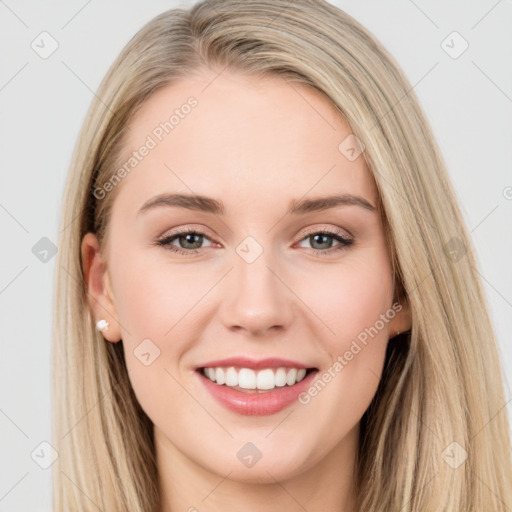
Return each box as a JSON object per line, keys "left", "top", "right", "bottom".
{"left": 138, "top": 192, "right": 376, "bottom": 216}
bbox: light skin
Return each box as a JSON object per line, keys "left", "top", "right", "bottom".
{"left": 82, "top": 69, "right": 412, "bottom": 512}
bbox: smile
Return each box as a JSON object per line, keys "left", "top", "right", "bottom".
{"left": 201, "top": 366, "right": 311, "bottom": 392}
{"left": 196, "top": 364, "right": 318, "bottom": 416}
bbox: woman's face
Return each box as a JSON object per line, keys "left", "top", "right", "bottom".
{"left": 83, "top": 69, "right": 410, "bottom": 483}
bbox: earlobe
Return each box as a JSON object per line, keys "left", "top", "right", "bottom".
{"left": 81, "top": 232, "right": 122, "bottom": 343}
{"left": 389, "top": 300, "right": 412, "bottom": 339}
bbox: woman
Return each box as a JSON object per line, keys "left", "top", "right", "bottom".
{"left": 52, "top": 0, "right": 512, "bottom": 510}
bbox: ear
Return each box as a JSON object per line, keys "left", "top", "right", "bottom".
{"left": 388, "top": 299, "right": 412, "bottom": 339}
{"left": 81, "top": 232, "right": 122, "bottom": 343}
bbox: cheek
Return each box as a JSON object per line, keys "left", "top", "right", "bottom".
{"left": 108, "top": 248, "right": 223, "bottom": 385}
{"left": 296, "top": 250, "right": 394, "bottom": 415}
{"left": 109, "top": 251, "right": 201, "bottom": 421}
{"left": 110, "top": 246, "right": 203, "bottom": 338}
{"left": 302, "top": 250, "right": 394, "bottom": 351}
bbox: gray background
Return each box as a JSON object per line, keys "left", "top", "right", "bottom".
{"left": 1, "top": 1, "right": 511, "bottom": 510}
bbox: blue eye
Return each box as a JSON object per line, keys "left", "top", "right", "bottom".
{"left": 156, "top": 228, "right": 353, "bottom": 257}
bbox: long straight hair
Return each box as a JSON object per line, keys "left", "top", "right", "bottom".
{"left": 52, "top": 1, "right": 512, "bottom": 510}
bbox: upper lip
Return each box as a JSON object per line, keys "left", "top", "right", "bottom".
{"left": 195, "top": 357, "right": 315, "bottom": 370}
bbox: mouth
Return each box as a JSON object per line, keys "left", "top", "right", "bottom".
{"left": 197, "top": 366, "right": 318, "bottom": 393}
{"left": 195, "top": 362, "right": 319, "bottom": 416}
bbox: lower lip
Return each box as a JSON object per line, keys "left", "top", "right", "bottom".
{"left": 197, "top": 369, "right": 318, "bottom": 416}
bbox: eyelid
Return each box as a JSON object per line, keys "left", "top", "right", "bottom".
{"left": 156, "top": 226, "right": 216, "bottom": 248}
{"left": 298, "top": 224, "right": 352, "bottom": 240}
{"left": 157, "top": 224, "right": 216, "bottom": 240}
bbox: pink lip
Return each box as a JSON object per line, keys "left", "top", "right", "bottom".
{"left": 196, "top": 368, "right": 318, "bottom": 416}
{"left": 195, "top": 356, "right": 313, "bottom": 370}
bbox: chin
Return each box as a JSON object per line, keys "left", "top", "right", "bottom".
{"left": 201, "top": 447, "right": 313, "bottom": 484}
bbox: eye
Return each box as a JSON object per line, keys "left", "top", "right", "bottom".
{"left": 156, "top": 229, "right": 214, "bottom": 255}
{"left": 156, "top": 227, "right": 353, "bottom": 256}
{"left": 296, "top": 228, "right": 353, "bottom": 256}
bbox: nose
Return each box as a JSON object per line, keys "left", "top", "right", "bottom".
{"left": 219, "top": 246, "right": 295, "bottom": 337}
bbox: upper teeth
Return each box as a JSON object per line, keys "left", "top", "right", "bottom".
{"left": 203, "top": 367, "right": 308, "bottom": 390}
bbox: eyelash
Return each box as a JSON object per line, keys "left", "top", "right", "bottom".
{"left": 156, "top": 227, "right": 353, "bottom": 257}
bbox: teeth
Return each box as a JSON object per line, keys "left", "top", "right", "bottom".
{"left": 225, "top": 367, "right": 238, "bottom": 386}
{"left": 202, "top": 366, "right": 310, "bottom": 390}
{"left": 215, "top": 367, "right": 226, "bottom": 385}
{"left": 239, "top": 368, "right": 256, "bottom": 389}
{"left": 275, "top": 367, "right": 287, "bottom": 387}
{"left": 286, "top": 368, "right": 297, "bottom": 386}
{"left": 256, "top": 369, "right": 275, "bottom": 390}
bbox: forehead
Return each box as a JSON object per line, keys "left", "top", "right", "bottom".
{"left": 115, "top": 69, "right": 377, "bottom": 210}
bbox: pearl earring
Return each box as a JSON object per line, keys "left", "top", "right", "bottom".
{"left": 96, "top": 319, "right": 110, "bottom": 332}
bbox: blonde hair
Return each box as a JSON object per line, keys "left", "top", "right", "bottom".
{"left": 52, "top": 0, "right": 512, "bottom": 510}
